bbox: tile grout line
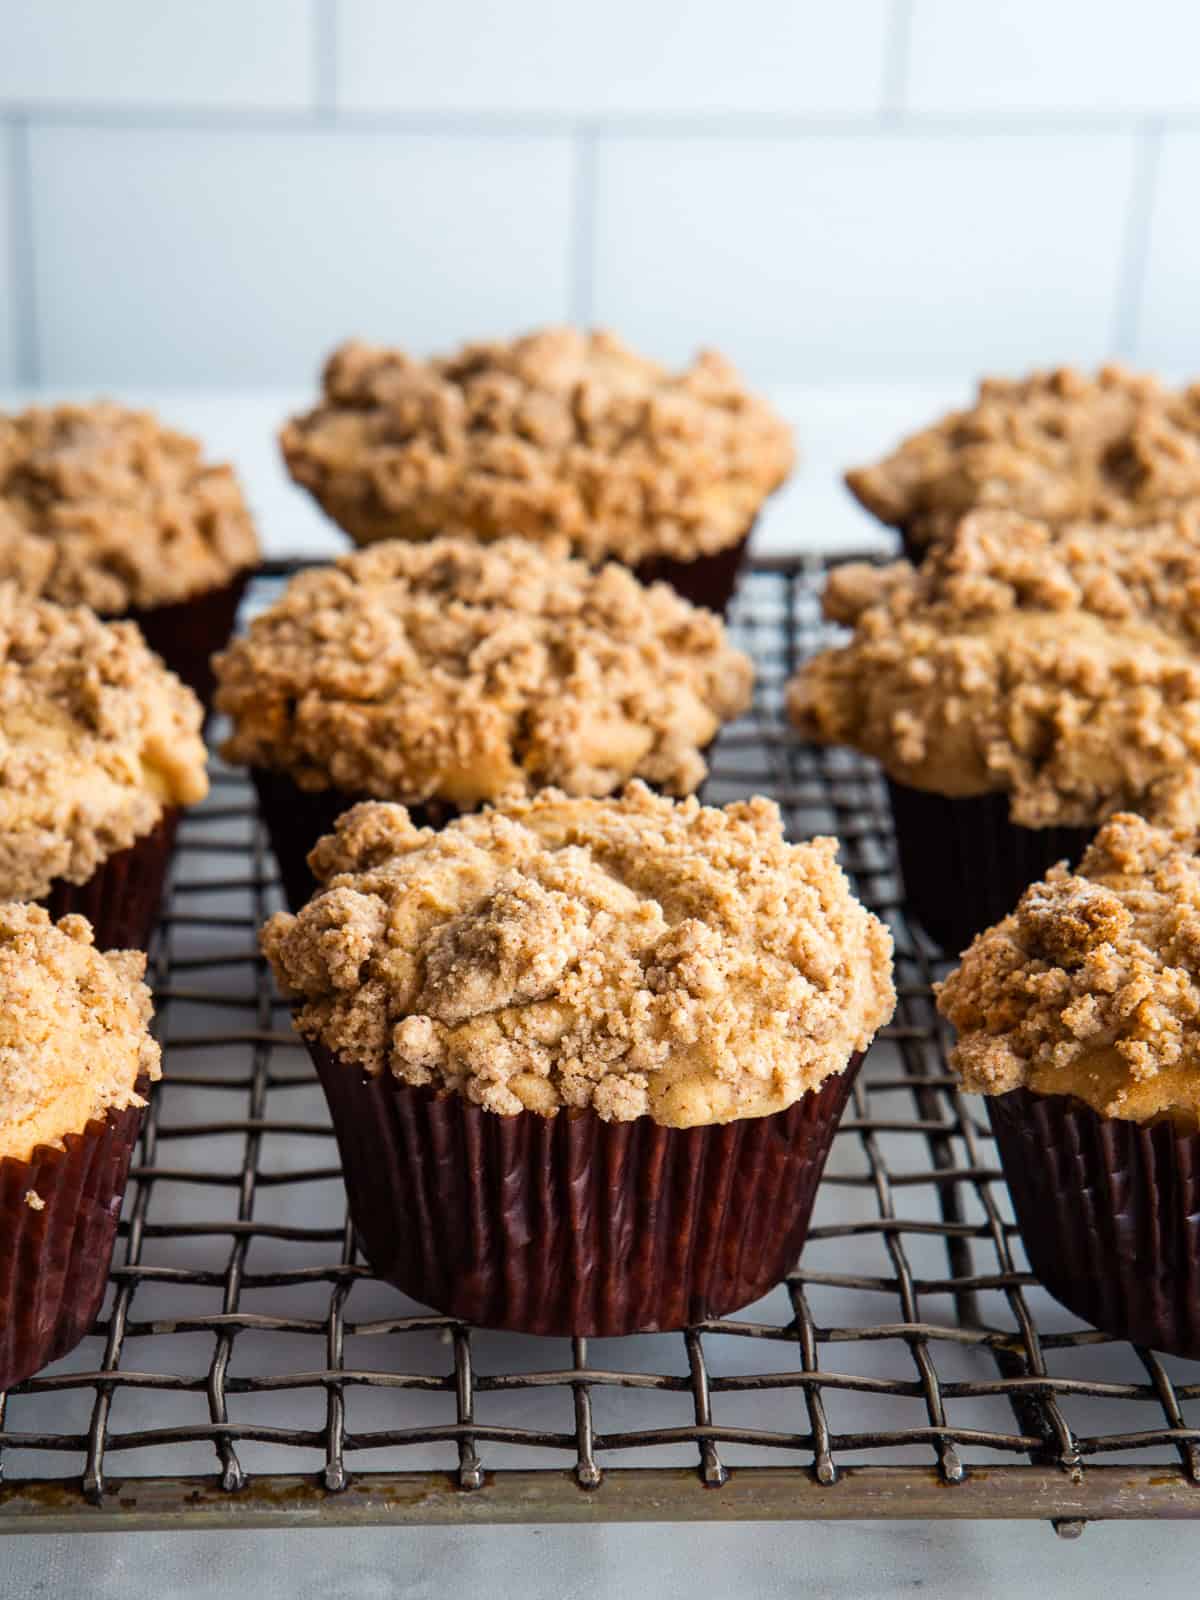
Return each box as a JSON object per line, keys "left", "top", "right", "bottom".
{"left": 1111, "top": 119, "right": 1164, "bottom": 360}
{"left": 5, "top": 116, "right": 38, "bottom": 384}
{"left": 881, "top": 0, "right": 914, "bottom": 122}
{"left": 569, "top": 126, "right": 597, "bottom": 326}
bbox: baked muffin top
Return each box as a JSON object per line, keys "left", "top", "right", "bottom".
{"left": 280, "top": 327, "right": 795, "bottom": 564}
{"left": 787, "top": 510, "right": 1200, "bottom": 829}
{"left": 0, "top": 903, "right": 159, "bottom": 1164}
{"left": 261, "top": 784, "right": 895, "bottom": 1129}
{"left": 846, "top": 366, "right": 1200, "bottom": 551}
{"left": 0, "top": 586, "right": 209, "bottom": 901}
{"left": 0, "top": 401, "right": 259, "bottom": 611}
{"left": 215, "top": 536, "right": 753, "bottom": 805}
{"left": 937, "top": 813, "right": 1200, "bottom": 1126}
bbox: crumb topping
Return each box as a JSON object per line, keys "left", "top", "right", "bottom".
{"left": 280, "top": 328, "right": 794, "bottom": 564}
{"left": 937, "top": 813, "right": 1200, "bottom": 1125}
{"left": 0, "top": 401, "right": 259, "bottom": 611}
{"left": 261, "top": 784, "right": 895, "bottom": 1128}
{"left": 0, "top": 903, "right": 160, "bottom": 1164}
{"left": 787, "top": 510, "right": 1200, "bottom": 828}
{"left": 215, "top": 536, "right": 753, "bottom": 804}
{"left": 845, "top": 365, "right": 1200, "bottom": 550}
{"left": 0, "top": 586, "right": 209, "bottom": 900}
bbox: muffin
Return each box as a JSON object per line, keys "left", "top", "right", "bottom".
{"left": 0, "top": 401, "right": 260, "bottom": 704}
{"left": 938, "top": 814, "right": 1200, "bottom": 1356}
{"left": 262, "top": 785, "right": 895, "bottom": 1336}
{"left": 0, "top": 903, "right": 160, "bottom": 1390}
{"left": 845, "top": 365, "right": 1200, "bottom": 561}
{"left": 279, "top": 327, "right": 795, "bottom": 613}
{"left": 214, "top": 536, "right": 754, "bottom": 910}
{"left": 787, "top": 509, "right": 1200, "bottom": 954}
{"left": 1, "top": 585, "right": 210, "bottom": 949}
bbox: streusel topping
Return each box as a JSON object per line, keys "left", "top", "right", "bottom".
{"left": 261, "top": 784, "right": 895, "bottom": 1128}
{"left": 0, "top": 401, "right": 259, "bottom": 611}
{"left": 0, "top": 587, "right": 209, "bottom": 901}
{"left": 215, "top": 537, "right": 753, "bottom": 804}
{"left": 937, "top": 813, "right": 1200, "bottom": 1125}
{"left": 0, "top": 903, "right": 160, "bottom": 1163}
{"left": 845, "top": 366, "right": 1200, "bottom": 551}
{"left": 280, "top": 328, "right": 794, "bottom": 563}
{"left": 788, "top": 510, "right": 1200, "bottom": 828}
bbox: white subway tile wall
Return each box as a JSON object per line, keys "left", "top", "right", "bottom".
{"left": 1, "top": 0, "right": 1197, "bottom": 385}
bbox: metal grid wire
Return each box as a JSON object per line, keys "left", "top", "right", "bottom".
{"left": 1, "top": 555, "right": 1199, "bottom": 1534}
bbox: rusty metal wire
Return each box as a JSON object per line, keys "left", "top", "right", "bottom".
{"left": 1, "top": 557, "right": 1197, "bottom": 1532}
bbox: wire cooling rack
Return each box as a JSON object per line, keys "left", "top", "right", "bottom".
{"left": 1, "top": 554, "right": 1198, "bottom": 1537}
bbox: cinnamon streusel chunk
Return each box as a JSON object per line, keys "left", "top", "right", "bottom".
{"left": 0, "top": 586, "right": 209, "bottom": 900}
{"left": 846, "top": 365, "right": 1200, "bottom": 552}
{"left": 937, "top": 813, "right": 1200, "bottom": 1125}
{"left": 214, "top": 536, "right": 754, "bottom": 804}
{"left": 788, "top": 509, "right": 1200, "bottom": 829}
{"left": 0, "top": 903, "right": 160, "bottom": 1163}
{"left": 280, "top": 328, "right": 794, "bottom": 564}
{"left": 0, "top": 401, "right": 259, "bottom": 611}
{"left": 261, "top": 784, "right": 895, "bottom": 1128}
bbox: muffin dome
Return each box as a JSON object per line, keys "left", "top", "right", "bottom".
{"left": 846, "top": 365, "right": 1200, "bottom": 553}
{"left": 280, "top": 327, "right": 794, "bottom": 565}
{"left": 0, "top": 401, "right": 259, "bottom": 612}
{"left": 0, "top": 903, "right": 159, "bottom": 1163}
{"left": 215, "top": 536, "right": 753, "bottom": 805}
{"left": 0, "top": 586, "right": 209, "bottom": 900}
{"left": 788, "top": 510, "right": 1200, "bottom": 829}
{"left": 261, "top": 784, "right": 895, "bottom": 1129}
{"left": 937, "top": 812, "right": 1200, "bottom": 1127}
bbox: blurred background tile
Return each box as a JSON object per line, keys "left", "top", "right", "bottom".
{"left": 0, "top": 127, "right": 14, "bottom": 382}
{"left": 591, "top": 132, "right": 1137, "bottom": 380}
{"left": 335, "top": 0, "right": 891, "bottom": 116}
{"left": 1137, "top": 131, "right": 1200, "bottom": 370}
{"left": 907, "top": 0, "right": 1200, "bottom": 116}
{"left": 0, "top": 0, "right": 314, "bottom": 112}
{"left": 27, "top": 126, "right": 573, "bottom": 384}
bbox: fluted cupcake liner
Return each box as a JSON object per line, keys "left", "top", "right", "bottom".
{"left": 251, "top": 770, "right": 460, "bottom": 912}
{"left": 42, "top": 809, "right": 179, "bottom": 952}
{"left": 885, "top": 778, "right": 1093, "bottom": 956}
{"left": 987, "top": 1089, "right": 1200, "bottom": 1358}
{"left": 0, "top": 1087, "right": 148, "bottom": 1391}
{"left": 309, "top": 1042, "right": 861, "bottom": 1338}
{"left": 633, "top": 528, "right": 752, "bottom": 616}
{"left": 129, "top": 571, "right": 249, "bottom": 711}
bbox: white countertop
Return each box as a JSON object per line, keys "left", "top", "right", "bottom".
{"left": 4, "top": 382, "right": 1199, "bottom": 1597}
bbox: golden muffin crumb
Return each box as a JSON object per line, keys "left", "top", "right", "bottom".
{"left": 937, "top": 813, "right": 1200, "bottom": 1125}
{"left": 787, "top": 509, "right": 1200, "bottom": 829}
{"left": 0, "top": 585, "right": 209, "bottom": 901}
{"left": 0, "top": 903, "right": 160, "bottom": 1164}
{"left": 262, "top": 784, "right": 895, "bottom": 1129}
{"left": 846, "top": 365, "right": 1200, "bottom": 550}
{"left": 215, "top": 536, "right": 753, "bottom": 805}
{"left": 0, "top": 401, "right": 259, "bottom": 611}
{"left": 280, "top": 327, "right": 794, "bottom": 564}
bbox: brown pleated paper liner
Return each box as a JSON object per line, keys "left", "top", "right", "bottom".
{"left": 251, "top": 770, "right": 460, "bottom": 913}
{"left": 309, "top": 1043, "right": 862, "bottom": 1338}
{"left": 42, "top": 809, "right": 180, "bottom": 952}
{"left": 988, "top": 1089, "right": 1200, "bottom": 1359}
{"left": 633, "top": 528, "right": 752, "bottom": 617}
{"left": 885, "top": 778, "right": 1094, "bottom": 957}
{"left": 129, "top": 570, "right": 249, "bottom": 711}
{"left": 0, "top": 1085, "right": 148, "bottom": 1392}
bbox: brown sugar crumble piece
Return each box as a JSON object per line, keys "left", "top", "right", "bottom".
{"left": 0, "top": 401, "right": 259, "bottom": 611}
{"left": 23, "top": 1190, "right": 44, "bottom": 1210}
{"left": 261, "top": 784, "right": 896, "bottom": 1129}
{"left": 215, "top": 535, "right": 754, "bottom": 805}
{"left": 787, "top": 508, "right": 1200, "bottom": 829}
{"left": 936, "top": 813, "right": 1200, "bottom": 1125}
{"left": 280, "top": 327, "right": 795, "bottom": 564}
{"left": 846, "top": 365, "right": 1200, "bottom": 552}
